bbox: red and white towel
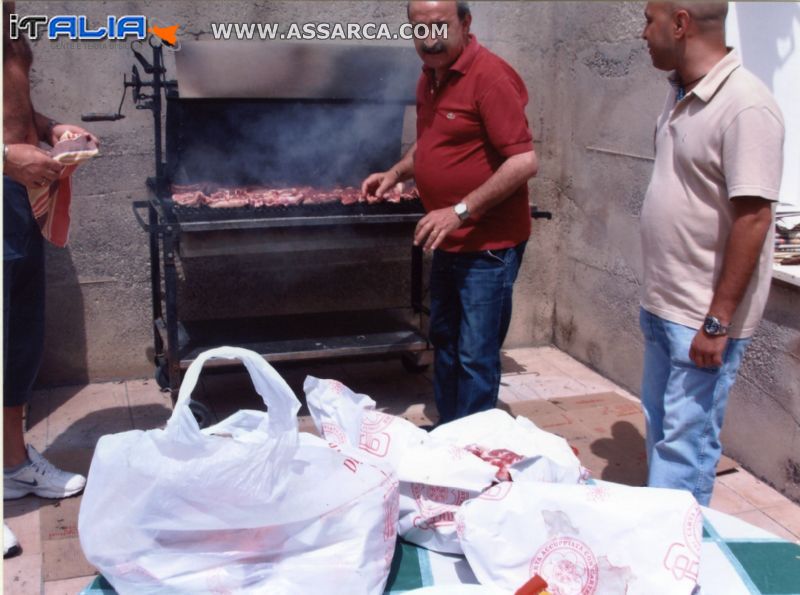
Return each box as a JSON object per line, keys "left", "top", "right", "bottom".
{"left": 27, "top": 131, "right": 98, "bottom": 247}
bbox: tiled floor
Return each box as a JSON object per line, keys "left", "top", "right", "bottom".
{"left": 3, "top": 346, "right": 799, "bottom": 594}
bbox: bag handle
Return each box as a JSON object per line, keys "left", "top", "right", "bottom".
{"left": 166, "top": 346, "right": 301, "bottom": 442}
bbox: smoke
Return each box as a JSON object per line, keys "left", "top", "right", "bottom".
{"left": 172, "top": 100, "right": 406, "bottom": 187}
{"left": 169, "top": 41, "right": 421, "bottom": 188}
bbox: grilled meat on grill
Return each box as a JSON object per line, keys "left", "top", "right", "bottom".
{"left": 170, "top": 184, "right": 418, "bottom": 208}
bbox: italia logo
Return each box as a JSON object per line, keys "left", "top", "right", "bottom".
{"left": 8, "top": 14, "right": 180, "bottom": 46}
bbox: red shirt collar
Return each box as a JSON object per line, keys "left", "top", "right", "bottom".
{"left": 422, "top": 34, "right": 480, "bottom": 79}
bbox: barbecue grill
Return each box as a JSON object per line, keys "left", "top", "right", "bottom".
{"left": 85, "top": 39, "right": 430, "bottom": 399}
{"left": 88, "top": 39, "right": 551, "bottom": 401}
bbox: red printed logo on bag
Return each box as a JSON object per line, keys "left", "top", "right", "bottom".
{"left": 530, "top": 537, "right": 599, "bottom": 595}
{"left": 382, "top": 476, "right": 400, "bottom": 565}
{"left": 586, "top": 486, "right": 610, "bottom": 503}
{"left": 455, "top": 510, "right": 467, "bottom": 540}
{"left": 359, "top": 411, "right": 394, "bottom": 457}
{"left": 410, "top": 483, "right": 470, "bottom": 530}
{"left": 683, "top": 504, "right": 702, "bottom": 556}
{"left": 361, "top": 410, "right": 394, "bottom": 433}
{"left": 328, "top": 380, "right": 348, "bottom": 395}
{"left": 446, "top": 444, "right": 470, "bottom": 460}
{"left": 663, "top": 543, "right": 699, "bottom": 583}
{"left": 321, "top": 422, "right": 347, "bottom": 447}
{"left": 663, "top": 504, "right": 702, "bottom": 582}
{"left": 478, "top": 481, "right": 512, "bottom": 501}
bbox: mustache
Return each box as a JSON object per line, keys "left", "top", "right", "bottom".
{"left": 421, "top": 42, "right": 446, "bottom": 54}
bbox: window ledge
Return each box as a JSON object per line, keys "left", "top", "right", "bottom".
{"left": 773, "top": 262, "right": 800, "bottom": 288}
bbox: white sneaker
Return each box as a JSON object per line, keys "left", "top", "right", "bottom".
{"left": 4, "top": 445, "right": 86, "bottom": 500}
{"left": 3, "top": 523, "right": 21, "bottom": 558}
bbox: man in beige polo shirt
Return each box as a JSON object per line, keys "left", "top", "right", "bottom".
{"left": 639, "top": 2, "right": 784, "bottom": 505}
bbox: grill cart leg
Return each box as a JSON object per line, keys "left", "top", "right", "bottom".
{"left": 155, "top": 361, "right": 169, "bottom": 390}
{"left": 401, "top": 352, "right": 430, "bottom": 373}
{"left": 148, "top": 202, "right": 165, "bottom": 374}
{"left": 162, "top": 228, "right": 181, "bottom": 403}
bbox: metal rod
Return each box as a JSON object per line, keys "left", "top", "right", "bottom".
{"left": 585, "top": 145, "right": 654, "bottom": 162}
{"left": 153, "top": 44, "right": 164, "bottom": 181}
{"left": 173, "top": 211, "right": 424, "bottom": 232}
{"left": 148, "top": 202, "right": 164, "bottom": 359}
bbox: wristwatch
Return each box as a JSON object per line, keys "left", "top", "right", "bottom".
{"left": 703, "top": 315, "right": 729, "bottom": 336}
{"left": 453, "top": 201, "right": 469, "bottom": 221}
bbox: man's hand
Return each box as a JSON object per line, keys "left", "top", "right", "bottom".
{"left": 689, "top": 329, "right": 728, "bottom": 369}
{"left": 4, "top": 144, "right": 64, "bottom": 188}
{"left": 414, "top": 206, "right": 463, "bottom": 252}
{"left": 49, "top": 123, "right": 99, "bottom": 148}
{"left": 361, "top": 170, "right": 400, "bottom": 199}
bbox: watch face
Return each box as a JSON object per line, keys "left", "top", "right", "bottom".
{"left": 704, "top": 317, "right": 721, "bottom": 335}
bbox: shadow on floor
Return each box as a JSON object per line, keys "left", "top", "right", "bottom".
{"left": 500, "top": 351, "right": 529, "bottom": 374}
{"left": 590, "top": 420, "right": 648, "bottom": 485}
{"left": 26, "top": 384, "right": 84, "bottom": 431}
{"left": 5, "top": 403, "right": 172, "bottom": 522}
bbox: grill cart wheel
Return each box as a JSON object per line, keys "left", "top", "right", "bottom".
{"left": 401, "top": 353, "right": 430, "bottom": 374}
{"left": 155, "top": 362, "right": 170, "bottom": 390}
{"left": 188, "top": 400, "right": 216, "bottom": 429}
{"left": 155, "top": 363, "right": 215, "bottom": 428}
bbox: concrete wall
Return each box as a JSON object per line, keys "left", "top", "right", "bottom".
{"left": 20, "top": 2, "right": 798, "bottom": 499}
{"left": 724, "top": 280, "right": 800, "bottom": 501}
{"left": 547, "top": 2, "right": 661, "bottom": 391}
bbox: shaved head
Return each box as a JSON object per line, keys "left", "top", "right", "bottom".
{"left": 665, "top": 2, "right": 728, "bottom": 32}
{"left": 643, "top": 2, "right": 729, "bottom": 73}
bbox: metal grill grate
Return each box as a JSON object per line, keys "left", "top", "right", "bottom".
{"left": 170, "top": 198, "right": 425, "bottom": 223}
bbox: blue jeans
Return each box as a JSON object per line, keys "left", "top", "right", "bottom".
{"left": 639, "top": 308, "right": 750, "bottom": 505}
{"left": 4, "top": 176, "right": 46, "bottom": 407}
{"left": 429, "top": 243, "right": 526, "bottom": 423}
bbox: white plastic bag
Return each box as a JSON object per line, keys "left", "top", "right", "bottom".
{"left": 79, "top": 347, "right": 399, "bottom": 595}
{"left": 457, "top": 481, "right": 702, "bottom": 595}
{"left": 305, "top": 376, "right": 497, "bottom": 554}
{"left": 304, "top": 377, "right": 585, "bottom": 555}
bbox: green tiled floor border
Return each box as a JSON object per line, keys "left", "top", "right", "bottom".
{"left": 726, "top": 541, "right": 800, "bottom": 595}
{"left": 385, "top": 540, "right": 427, "bottom": 592}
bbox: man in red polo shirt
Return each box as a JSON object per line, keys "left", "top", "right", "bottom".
{"left": 362, "top": 0, "right": 538, "bottom": 423}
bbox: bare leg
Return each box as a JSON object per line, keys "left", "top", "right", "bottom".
{"left": 3, "top": 406, "right": 28, "bottom": 468}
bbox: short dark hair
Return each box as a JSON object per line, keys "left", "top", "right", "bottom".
{"left": 407, "top": 1, "right": 471, "bottom": 22}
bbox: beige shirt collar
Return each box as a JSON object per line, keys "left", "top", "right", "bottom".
{"left": 668, "top": 49, "right": 742, "bottom": 103}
